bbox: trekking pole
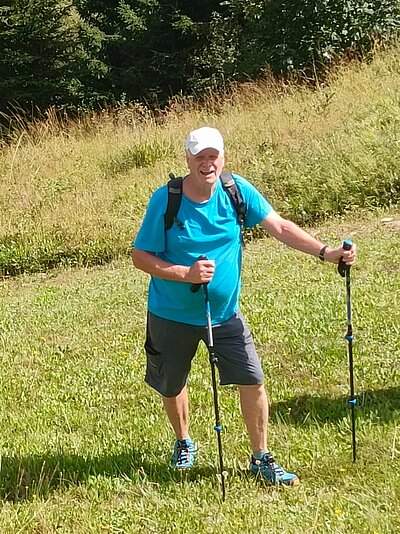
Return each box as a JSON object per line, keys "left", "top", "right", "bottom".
{"left": 338, "top": 239, "right": 357, "bottom": 462}
{"left": 191, "top": 256, "right": 226, "bottom": 501}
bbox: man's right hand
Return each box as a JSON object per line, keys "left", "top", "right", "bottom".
{"left": 187, "top": 258, "right": 215, "bottom": 285}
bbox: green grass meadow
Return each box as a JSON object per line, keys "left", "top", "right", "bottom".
{"left": 0, "top": 45, "right": 400, "bottom": 532}
{"left": 0, "top": 211, "right": 399, "bottom": 533}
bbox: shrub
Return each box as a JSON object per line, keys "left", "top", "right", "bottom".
{"left": 226, "top": 0, "right": 400, "bottom": 76}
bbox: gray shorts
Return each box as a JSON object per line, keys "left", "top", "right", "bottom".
{"left": 144, "top": 311, "right": 264, "bottom": 397}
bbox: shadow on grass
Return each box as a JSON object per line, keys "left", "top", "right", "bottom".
{"left": 0, "top": 450, "right": 217, "bottom": 502}
{"left": 1, "top": 387, "right": 398, "bottom": 502}
{"left": 271, "top": 386, "right": 400, "bottom": 425}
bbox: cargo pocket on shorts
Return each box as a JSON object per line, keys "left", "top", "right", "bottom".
{"left": 145, "top": 341, "right": 163, "bottom": 377}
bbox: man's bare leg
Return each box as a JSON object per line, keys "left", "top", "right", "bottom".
{"left": 162, "top": 386, "right": 190, "bottom": 439}
{"left": 238, "top": 384, "right": 269, "bottom": 452}
{"left": 239, "top": 383, "right": 300, "bottom": 486}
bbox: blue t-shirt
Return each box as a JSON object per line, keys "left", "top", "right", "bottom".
{"left": 134, "top": 173, "right": 272, "bottom": 325}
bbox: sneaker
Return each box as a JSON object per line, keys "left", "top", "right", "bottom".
{"left": 250, "top": 452, "right": 300, "bottom": 486}
{"left": 171, "top": 438, "right": 196, "bottom": 469}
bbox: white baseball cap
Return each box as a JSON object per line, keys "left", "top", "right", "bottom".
{"left": 185, "top": 126, "right": 224, "bottom": 155}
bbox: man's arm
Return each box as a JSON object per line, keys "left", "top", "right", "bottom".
{"left": 260, "top": 210, "right": 356, "bottom": 265}
{"left": 132, "top": 248, "right": 215, "bottom": 284}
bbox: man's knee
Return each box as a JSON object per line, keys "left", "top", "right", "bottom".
{"left": 238, "top": 383, "right": 265, "bottom": 393}
{"left": 238, "top": 383, "right": 269, "bottom": 403}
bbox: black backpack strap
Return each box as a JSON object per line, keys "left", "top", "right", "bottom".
{"left": 164, "top": 173, "right": 183, "bottom": 230}
{"left": 164, "top": 171, "right": 246, "bottom": 239}
{"left": 220, "top": 170, "right": 246, "bottom": 243}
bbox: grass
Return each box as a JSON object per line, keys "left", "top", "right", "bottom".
{"left": 0, "top": 45, "right": 399, "bottom": 274}
{"left": 0, "top": 41, "right": 399, "bottom": 532}
{"left": 0, "top": 209, "right": 398, "bottom": 533}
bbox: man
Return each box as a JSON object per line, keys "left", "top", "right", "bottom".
{"left": 132, "top": 126, "right": 356, "bottom": 486}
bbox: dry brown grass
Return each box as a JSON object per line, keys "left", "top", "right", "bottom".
{"left": 0, "top": 44, "right": 398, "bottom": 274}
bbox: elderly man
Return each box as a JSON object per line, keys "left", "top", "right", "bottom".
{"left": 132, "top": 126, "right": 356, "bottom": 486}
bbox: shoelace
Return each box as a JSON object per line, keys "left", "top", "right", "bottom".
{"left": 264, "top": 454, "right": 285, "bottom": 475}
{"left": 176, "top": 442, "right": 192, "bottom": 465}
{"left": 253, "top": 454, "right": 285, "bottom": 475}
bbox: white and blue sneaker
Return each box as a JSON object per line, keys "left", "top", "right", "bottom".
{"left": 250, "top": 452, "right": 300, "bottom": 486}
{"left": 171, "top": 438, "right": 196, "bottom": 469}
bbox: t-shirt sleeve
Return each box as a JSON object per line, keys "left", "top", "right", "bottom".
{"left": 133, "top": 185, "right": 168, "bottom": 253}
{"left": 232, "top": 174, "right": 273, "bottom": 228}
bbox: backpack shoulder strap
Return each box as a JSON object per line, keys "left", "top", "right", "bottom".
{"left": 220, "top": 170, "right": 246, "bottom": 221}
{"left": 220, "top": 170, "right": 246, "bottom": 242}
{"left": 164, "top": 171, "right": 247, "bottom": 237}
{"left": 164, "top": 173, "right": 183, "bottom": 230}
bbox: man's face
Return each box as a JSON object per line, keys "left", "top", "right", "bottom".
{"left": 186, "top": 148, "right": 225, "bottom": 185}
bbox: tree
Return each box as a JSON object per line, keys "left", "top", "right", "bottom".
{"left": 224, "top": 0, "right": 400, "bottom": 77}
{"left": 75, "top": 0, "right": 226, "bottom": 104}
{"left": 0, "top": 0, "right": 108, "bottom": 114}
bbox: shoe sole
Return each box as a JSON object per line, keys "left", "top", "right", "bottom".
{"left": 173, "top": 464, "right": 194, "bottom": 470}
{"left": 251, "top": 468, "right": 301, "bottom": 487}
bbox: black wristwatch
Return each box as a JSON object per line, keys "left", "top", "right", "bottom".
{"left": 319, "top": 245, "right": 327, "bottom": 262}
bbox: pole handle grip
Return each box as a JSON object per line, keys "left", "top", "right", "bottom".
{"left": 338, "top": 239, "right": 352, "bottom": 277}
{"left": 343, "top": 239, "right": 352, "bottom": 251}
{"left": 191, "top": 255, "right": 208, "bottom": 293}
